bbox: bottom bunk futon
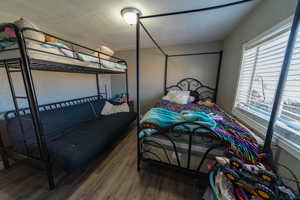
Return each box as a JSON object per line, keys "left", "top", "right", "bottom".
{"left": 5, "top": 97, "right": 137, "bottom": 171}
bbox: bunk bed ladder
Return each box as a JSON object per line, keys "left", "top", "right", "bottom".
{"left": 3, "top": 58, "right": 55, "bottom": 189}
{"left": 4, "top": 60, "right": 30, "bottom": 157}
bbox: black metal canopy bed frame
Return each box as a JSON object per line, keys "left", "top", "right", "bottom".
{"left": 135, "top": 0, "right": 300, "bottom": 179}
{"left": 0, "top": 24, "right": 130, "bottom": 188}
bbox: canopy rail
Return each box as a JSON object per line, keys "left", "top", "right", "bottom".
{"left": 140, "top": 0, "right": 256, "bottom": 19}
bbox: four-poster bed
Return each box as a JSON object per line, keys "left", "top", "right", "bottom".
{"left": 135, "top": 0, "right": 263, "bottom": 177}
{"left": 135, "top": 0, "right": 300, "bottom": 179}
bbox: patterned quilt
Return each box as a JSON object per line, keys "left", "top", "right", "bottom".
{"left": 140, "top": 100, "right": 260, "bottom": 164}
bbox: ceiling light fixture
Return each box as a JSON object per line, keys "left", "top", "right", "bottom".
{"left": 121, "top": 7, "right": 142, "bottom": 25}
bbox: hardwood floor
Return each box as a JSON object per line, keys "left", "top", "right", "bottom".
{"left": 0, "top": 126, "right": 207, "bottom": 200}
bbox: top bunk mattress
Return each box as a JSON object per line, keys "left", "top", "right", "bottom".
{"left": 0, "top": 41, "right": 126, "bottom": 73}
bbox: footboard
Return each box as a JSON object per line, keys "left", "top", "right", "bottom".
{"left": 138, "top": 122, "right": 226, "bottom": 175}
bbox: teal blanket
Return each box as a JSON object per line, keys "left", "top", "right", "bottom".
{"left": 140, "top": 108, "right": 216, "bottom": 138}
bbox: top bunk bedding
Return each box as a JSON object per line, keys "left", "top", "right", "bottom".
{"left": 0, "top": 21, "right": 127, "bottom": 74}
{"left": 0, "top": 41, "right": 127, "bottom": 73}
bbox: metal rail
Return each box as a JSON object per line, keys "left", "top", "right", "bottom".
{"left": 140, "top": 0, "right": 256, "bottom": 19}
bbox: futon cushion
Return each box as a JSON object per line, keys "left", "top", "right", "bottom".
{"left": 48, "top": 112, "right": 137, "bottom": 171}
{"left": 89, "top": 99, "right": 106, "bottom": 116}
{"left": 41, "top": 102, "right": 96, "bottom": 137}
{"left": 6, "top": 102, "right": 97, "bottom": 147}
{"left": 6, "top": 99, "right": 137, "bottom": 171}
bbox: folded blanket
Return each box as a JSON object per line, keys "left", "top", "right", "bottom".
{"left": 42, "top": 42, "right": 74, "bottom": 58}
{"left": 140, "top": 108, "right": 216, "bottom": 138}
{"left": 181, "top": 110, "right": 217, "bottom": 128}
{"left": 77, "top": 53, "right": 99, "bottom": 63}
{"left": 140, "top": 100, "right": 260, "bottom": 164}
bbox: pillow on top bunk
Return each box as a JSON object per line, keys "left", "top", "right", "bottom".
{"left": 0, "top": 24, "right": 17, "bottom": 50}
{"left": 101, "top": 101, "right": 129, "bottom": 115}
{"left": 45, "top": 35, "right": 58, "bottom": 43}
{"left": 163, "top": 90, "right": 190, "bottom": 105}
{"left": 14, "top": 18, "right": 45, "bottom": 42}
{"left": 92, "top": 45, "right": 114, "bottom": 60}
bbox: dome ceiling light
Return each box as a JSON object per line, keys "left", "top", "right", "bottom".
{"left": 121, "top": 7, "right": 142, "bottom": 25}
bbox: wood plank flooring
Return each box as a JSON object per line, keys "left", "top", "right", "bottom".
{"left": 0, "top": 126, "right": 207, "bottom": 200}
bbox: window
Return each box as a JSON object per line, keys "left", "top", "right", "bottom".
{"left": 276, "top": 23, "right": 300, "bottom": 149}
{"left": 234, "top": 18, "right": 300, "bottom": 151}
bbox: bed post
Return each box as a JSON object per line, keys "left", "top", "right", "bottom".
{"left": 164, "top": 55, "right": 169, "bottom": 94}
{"left": 263, "top": 0, "right": 300, "bottom": 154}
{"left": 136, "top": 14, "right": 141, "bottom": 171}
{"left": 0, "top": 130, "right": 9, "bottom": 169}
{"left": 14, "top": 26, "right": 55, "bottom": 189}
{"left": 125, "top": 62, "right": 129, "bottom": 103}
{"left": 214, "top": 51, "right": 223, "bottom": 102}
{"left": 96, "top": 73, "right": 101, "bottom": 99}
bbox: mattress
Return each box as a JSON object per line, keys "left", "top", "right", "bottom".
{"left": 143, "top": 132, "right": 225, "bottom": 155}
{"left": 0, "top": 41, "right": 126, "bottom": 73}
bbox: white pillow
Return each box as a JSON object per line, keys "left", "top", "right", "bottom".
{"left": 163, "top": 90, "right": 190, "bottom": 104}
{"left": 92, "top": 46, "right": 114, "bottom": 60}
{"left": 14, "top": 18, "right": 45, "bottom": 42}
{"left": 188, "top": 96, "right": 195, "bottom": 103}
{"left": 101, "top": 101, "right": 129, "bottom": 115}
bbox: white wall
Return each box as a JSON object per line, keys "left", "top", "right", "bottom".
{"left": 217, "top": 0, "right": 300, "bottom": 189}
{"left": 112, "top": 41, "right": 223, "bottom": 114}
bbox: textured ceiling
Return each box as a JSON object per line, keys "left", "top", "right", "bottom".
{"left": 1, "top": 0, "right": 260, "bottom": 51}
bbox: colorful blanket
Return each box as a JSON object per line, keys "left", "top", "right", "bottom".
{"left": 140, "top": 108, "right": 217, "bottom": 138}
{"left": 140, "top": 100, "right": 260, "bottom": 164}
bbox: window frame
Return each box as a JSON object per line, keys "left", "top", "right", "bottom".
{"left": 232, "top": 16, "right": 300, "bottom": 160}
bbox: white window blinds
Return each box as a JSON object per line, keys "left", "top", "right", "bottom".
{"left": 234, "top": 26, "right": 290, "bottom": 125}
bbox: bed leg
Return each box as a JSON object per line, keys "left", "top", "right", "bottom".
{"left": 0, "top": 134, "right": 9, "bottom": 169}
{"left": 137, "top": 153, "right": 141, "bottom": 171}
{"left": 137, "top": 161, "right": 141, "bottom": 171}
{"left": 1, "top": 151, "right": 10, "bottom": 169}
{"left": 46, "top": 162, "right": 55, "bottom": 190}
{"left": 196, "top": 145, "right": 220, "bottom": 172}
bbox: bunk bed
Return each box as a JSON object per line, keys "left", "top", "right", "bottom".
{"left": 0, "top": 23, "right": 136, "bottom": 189}
{"left": 135, "top": 0, "right": 289, "bottom": 178}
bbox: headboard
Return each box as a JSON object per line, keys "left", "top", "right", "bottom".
{"left": 165, "top": 78, "right": 216, "bottom": 101}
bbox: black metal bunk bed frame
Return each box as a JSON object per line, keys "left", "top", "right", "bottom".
{"left": 0, "top": 24, "right": 129, "bottom": 189}
{"left": 136, "top": 0, "right": 300, "bottom": 177}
